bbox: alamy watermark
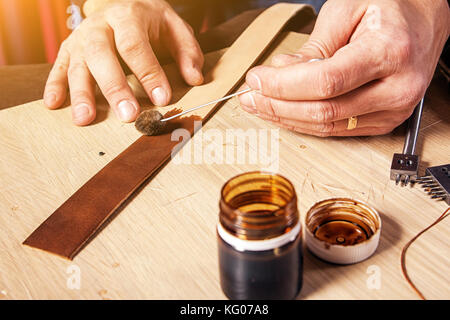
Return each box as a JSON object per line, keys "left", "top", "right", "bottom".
{"left": 366, "top": 5, "right": 382, "bottom": 30}
{"left": 170, "top": 121, "right": 280, "bottom": 172}
{"left": 366, "top": 265, "right": 381, "bottom": 290}
{"left": 66, "top": 4, "right": 83, "bottom": 30}
{"left": 66, "top": 264, "right": 81, "bottom": 290}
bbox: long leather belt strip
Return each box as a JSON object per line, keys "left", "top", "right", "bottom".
{"left": 23, "top": 3, "right": 310, "bottom": 260}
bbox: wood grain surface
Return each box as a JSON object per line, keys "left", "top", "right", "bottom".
{"left": 0, "top": 31, "right": 449, "bottom": 299}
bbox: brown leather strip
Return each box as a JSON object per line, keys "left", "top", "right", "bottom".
{"left": 23, "top": 114, "right": 197, "bottom": 259}
{"left": 23, "top": 3, "right": 312, "bottom": 259}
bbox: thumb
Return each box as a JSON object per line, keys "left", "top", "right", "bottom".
{"left": 271, "top": 0, "right": 366, "bottom": 67}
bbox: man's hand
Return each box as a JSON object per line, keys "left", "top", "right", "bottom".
{"left": 44, "top": 0, "right": 204, "bottom": 125}
{"left": 239, "top": 0, "right": 450, "bottom": 136}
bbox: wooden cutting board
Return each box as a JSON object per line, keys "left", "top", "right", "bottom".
{"left": 0, "top": 31, "right": 449, "bottom": 299}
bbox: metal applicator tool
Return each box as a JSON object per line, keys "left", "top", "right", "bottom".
{"left": 135, "top": 88, "right": 251, "bottom": 136}
{"left": 135, "top": 58, "right": 324, "bottom": 136}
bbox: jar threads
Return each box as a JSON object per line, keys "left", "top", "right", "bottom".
{"left": 305, "top": 198, "right": 382, "bottom": 264}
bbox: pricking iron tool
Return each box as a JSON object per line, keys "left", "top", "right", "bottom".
{"left": 390, "top": 98, "right": 424, "bottom": 186}
{"left": 416, "top": 164, "right": 450, "bottom": 205}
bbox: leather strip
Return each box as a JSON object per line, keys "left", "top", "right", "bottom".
{"left": 23, "top": 3, "right": 312, "bottom": 259}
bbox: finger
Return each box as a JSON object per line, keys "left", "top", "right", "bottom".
{"left": 67, "top": 57, "right": 96, "bottom": 126}
{"left": 110, "top": 19, "right": 172, "bottom": 106}
{"left": 262, "top": 110, "right": 406, "bottom": 137}
{"left": 297, "top": 1, "right": 367, "bottom": 60}
{"left": 271, "top": 1, "right": 366, "bottom": 69}
{"left": 83, "top": 27, "right": 140, "bottom": 122}
{"left": 271, "top": 55, "right": 324, "bottom": 68}
{"left": 331, "top": 126, "right": 396, "bottom": 137}
{"left": 273, "top": 120, "right": 394, "bottom": 137}
{"left": 44, "top": 41, "right": 70, "bottom": 109}
{"left": 267, "top": 2, "right": 366, "bottom": 74}
{"left": 246, "top": 37, "right": 397, "bottom": 101}
{"left": 161, "top": 11, "right": 204, "bottom": 86}
{"left": 271, "top": 53, "right": 305, "bottom": 68}
{"left": 239, "top": 80, "right": 405, "bottom": 123}
{"left": 258, "top": 109, "right": 406, "bottom": 134}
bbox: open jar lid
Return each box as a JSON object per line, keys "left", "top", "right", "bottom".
{"left": 304, "top": 198, "right": 382, "bottom": 264}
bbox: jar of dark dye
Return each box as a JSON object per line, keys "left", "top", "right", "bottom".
{"left": 217, "top": 171, "right": 302, "bottom": 300}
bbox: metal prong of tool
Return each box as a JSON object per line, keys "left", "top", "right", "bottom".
{"left": 390, "top": 97, "right": 424, "bottom": 187}
{"left": 418, "top": 164, "right": 450, "bottom": 205}
{"left": 160, "top": 88, "right": 251, "bottom": 122}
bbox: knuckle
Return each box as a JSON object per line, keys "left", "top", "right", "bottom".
{"left": 84, "top": 34, "right": 109, "bottom": 57}
{"left": 413, "top": 76, "right": 428, "bottom": 99}
{"left": 106, "top": 2, "right": 144, "bottom": 21}
{"left": 392, "top": 34, "right": 412, "bottom": 64}
{"left": 314, "top": 122, "right": 334, "bottom": 135}
{"left": 71, "top": 89, "right": 92, "bottom": 102}
{"left": 267, "top": 71, "right": 284, "bottom": 98}
{"left": 380, "top": 32, "right": 412, "bottom": 73}
{"left": 303, "top": 38, "right": 332, "bottom": 58}
{"left": 267, "top": 98, "right": 279, "bottom": 117}
{"left": 102, "top": 81, "right": 127, "bottom": 99}
{"left": 313, "top": 101, "right": 337, "bottom": 123}
{"left": 118, "top": 36, "right": 144, "bottom": 57}
{"left": 128, "top": 1, "right": 146, "bottom": 14}
{"left": 53, "top": 58, "right": 69, "bottom": 73}
{"left": 138, "top": 66, "right": 164, "bottom": 86}
{"left": 316, "top": 68, "right": 344, "bottom": 99}
{"left": 105, "top": 6, "right": 124, "bottom": 21}
{"left": 400, "top": 76, "right": 427, "bottom": 108}
{"left": 391, "top": 110, "right": 411, "bottom": 127}
{"left": 67, "top": 61, "right": 85, "bottom": 75}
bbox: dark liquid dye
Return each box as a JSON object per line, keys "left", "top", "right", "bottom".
{"left": 308, "top": 209, "right": 376, "bottom": 246}
{"left": 313, "top": 219, "right": 372, "bottom": 245}
{"left": 218, "top": 233, "right": 302, "bottom": 300}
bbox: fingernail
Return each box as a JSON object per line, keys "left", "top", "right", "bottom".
{"left": 117, "top": 100, "right": 138, "bottom": 122}
{"left": 72, "top": 103, "right": 90, "bottom": 122}
{"left": 151, "top": 87, "right": 168, "bottom": 106}
{"left": 246, "top": 72, "right": 262, "bottom": 91}
{"left": 192, "top": 66, "right": 204, "bottom": 84}
{"left": 239, "top": 92, "right": 257, "bottom": 111}
{"left": 44, "top": 92, "right": 56, "bottom": 107}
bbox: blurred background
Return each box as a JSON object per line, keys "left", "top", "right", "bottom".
{"left": 0, "top": 0, "right": 82, "bottom": 65}
{"left": 0, "top": 0, "right": 325, "bottom": 66}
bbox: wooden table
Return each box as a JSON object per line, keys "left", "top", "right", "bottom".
{"left": 0, "top": 12, "right": 449, "bottom": 300}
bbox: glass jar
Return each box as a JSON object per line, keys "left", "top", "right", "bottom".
{"left": 217, "top": 171, "right": 302, "bottom": 300}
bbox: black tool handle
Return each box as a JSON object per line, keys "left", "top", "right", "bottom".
{"left": 403, "top": 98, "right": 424, "bottom": 155}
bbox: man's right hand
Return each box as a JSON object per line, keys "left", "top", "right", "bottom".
{"left": 44, "top": 0, "right": 204, "bottom": 125}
